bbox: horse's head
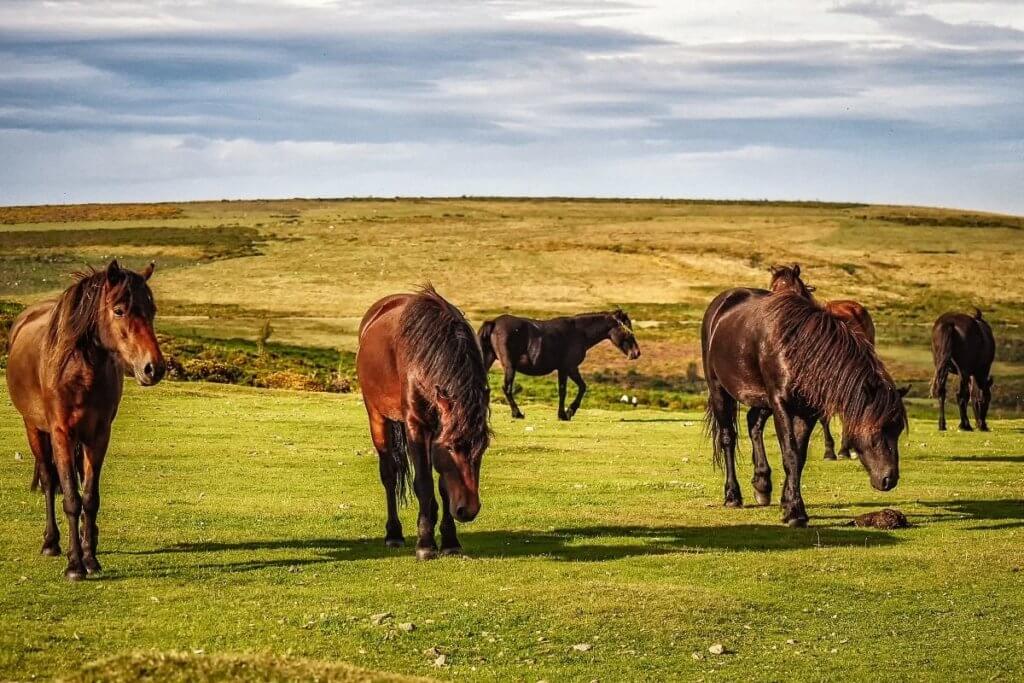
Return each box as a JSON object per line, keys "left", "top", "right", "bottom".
{"left": 98, "top": 260, "right": 166, "bottom": 386}
{"left": 769, "top": 264, "right": 815, "bottom": 299}
{"left": 433, "top": 384, "right": 489, "bottom": 522}
{"left": 609, "top": 308, "right": 641, "bottom": 360}
{"left": 847, "top": 384, "right": 909, "bottom": 491}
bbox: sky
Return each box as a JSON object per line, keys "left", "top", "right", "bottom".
{"left": 1, "top": 1, "right": 1022, "bottom": 213}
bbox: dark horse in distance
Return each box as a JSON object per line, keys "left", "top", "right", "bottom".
{"left": 931, "top": 310, "right": 995, "bottom": 431}
{"left": 702, "top": 285, "right": 906, "bottom": 526}
{"left": 357, "top": 286, "right": 491, "bottom": 559}
{"left": 768, "top": 265, "right": 876, "bottom": 459}
{"left": 477, "top": 309, "right": 640, "bottom": 420}
{"left": 6, "top": 261, "right": 165, "bottom": 580}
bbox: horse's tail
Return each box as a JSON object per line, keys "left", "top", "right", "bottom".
{"left": 477, "top": 320, "right": 497, "bottom": 370}
{"left": 974, "top": 307, "right": 984, "bottom": 321}
{"left": 931, "top": 321, "right": 956, "bottom": 398}
{"left": 385, "top": 419, "right": 412, "bottom": 506}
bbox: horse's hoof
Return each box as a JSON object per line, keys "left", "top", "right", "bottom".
{"left": 84, "top": 558, "right": 102, "bottom": 575}
{"left": 785, "top": 517, "right": 809, "bottom": 528}
{"left": 938, "top": 425, "right": 947, "bottom": 432}
{"left": 823, "top": 452, "right": 837, "bottom": 461}
{"left": 40, "top": 544, "right": 61, "bottom": 557}
{"left": 724, "top": 499, "right": 743, "bottom": 509}
{"left": 978, "top": 426, "right": 990, "bottom": 432}
{"left": 959, "top": 424, "right": 973, "bottom": 432}
{"left": 838, "top": 451, "right": 853, "bottom": 459}
{"left": 416, "top": 547, "right": 438, "bottom": 561}
{"left": 64, "top": 567, "right": 86, "bottom": 582}
{"left": 385, "top": 538, "right": 405, "bottom": 548}
{"left": 557, "top": 414, "right": 570, "bottom": 422}
{"left": 512, "top": 413, "right": 525, "bottom": 420}
{"left": 440, "top": 547, "right": 464, "bottom": 557}
{"left": 754, "top": 492, "right": 771, "bottom": 506}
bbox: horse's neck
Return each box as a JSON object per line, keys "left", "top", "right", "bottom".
{"left": 575, "top": 315, "right": 613, "bottom": 347}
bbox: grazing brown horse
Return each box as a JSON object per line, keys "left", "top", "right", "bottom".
{"left": 477, "top": 309, "right": 640, "bottom": 420}
{"left": 768, "top": 264, "right": 876, "bottom": 459}
{"left": 702, "top": 286, "right": 906, "bottom": 526}
{"left": 357, "top": 286, "right": 491, "bottom": 560}
{"left": 6, "top": 261, "right": 165, "bottom": 580}
{"left": 931, "top": 310, "right": 995, "bottom": 431}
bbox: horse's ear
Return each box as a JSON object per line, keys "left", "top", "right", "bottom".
{"left": 142, "top": 261, "right": 156, "bottom": 281}
{"left": 435, "top": 385, "right": 453, "bottom": 414}
{"left": 106, "top": 259, "right": 124, "bottom": 285}
{"left": 792, "top": 264, "right": 801, "bottom": 278}
{"left": 898, "top": 385, "right": 911, "bottom": 398}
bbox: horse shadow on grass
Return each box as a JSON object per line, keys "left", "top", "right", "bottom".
{"left": 948, "top": 454, "right": 1024, "bottom": 463}
{"left": 119, "top": 523, "right": 900, "bottom": 577}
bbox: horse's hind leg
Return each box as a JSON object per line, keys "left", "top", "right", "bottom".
{"left": 821, "top": 417, "right": 837, "bottom": 460}
{"left": 502, "top": 366, "right": 525, "bottom": 419}
{"left": 709, "top": 383, "right": 742, "bottom": 507}
{"left": 970, "top": 375, "right": 991, "bottom": 432}
{"left": 746, "top": 408, "right": 771, "bottom": 506}
{"left": 956, "top": 372, "right": 973, "bottom": 431}
{"left": 25, "top": 425, "right": 60, "bottom": 557}
{"left": 369, "top": 412, "right": 404, "bottom": 547}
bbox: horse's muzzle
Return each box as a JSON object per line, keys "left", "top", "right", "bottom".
{"left": 136, "top": 359, "right": 166, "bottom": 386}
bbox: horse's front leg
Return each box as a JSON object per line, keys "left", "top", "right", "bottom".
{"left": 80, "top": 429, "right": 109, "bottom": 575}
{"left": 503, "top": 366, "right": 525, "bottom": 419}
{"left": 821, "top": 416, "right": 837, "bottom": 460}
{"left": 51, "top": 427, "right": 86, "bottom": 580}
{"left": 566, "top": 367, "right": 587, "bottom": 420}
{"left": 556, "top": 369, "right": 569, "bottom": 420}
{"left": 771, "top": 404, "right": 814, "bottom": 527}
{"left": 407, "top": 428, "right": 439, "bottom": 561}
{"left": 437, "top": 479, "right": 462, "bottom": 556}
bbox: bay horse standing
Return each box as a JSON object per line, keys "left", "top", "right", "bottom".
{"left": 6, "top": 260, "right": 165, "bottom": 580}
{"left": 701, "top": 286, "right": 906, "bottom": 526}
{"left": 357, "top": 286, "right": 491, "bottom": 560}
{"left": 931, "top": 310, "right": 995, "bottom": 431}
{"left": 477, "top": 309, "right": 640, "bottom": 420}
{"left": 768, "top": 264, "right": 876, "bottom": 459}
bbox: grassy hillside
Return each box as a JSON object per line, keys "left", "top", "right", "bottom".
{"left": 1, "top": 198, "right": 1021, "bottom": 414}
{"left": 1, "top": 382, "right": 1022, "bottom": 681}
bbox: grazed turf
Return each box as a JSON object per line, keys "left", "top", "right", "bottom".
{"left": 1, "top": 381, "right": 1021, "bottom": 682}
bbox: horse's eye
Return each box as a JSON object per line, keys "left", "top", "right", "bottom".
{"left": 113, "top": 307, "right": 125, "bottom": 317}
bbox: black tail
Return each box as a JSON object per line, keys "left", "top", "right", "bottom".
{"left": 931, "top": 322, "right": 955, "bottom": 398}
{"left": 704, "top": 399, "right": 736, "bottom": 471}
{"left": 30, "top": 454, "right": 62, "bottom": 492}
{"left": 477, "top": 320, "right": 497, "bottom": 370}
{"left": 385, "top": 419, "right": 412, "bottom": 506}
{"left": 974, "top": 308, "right": 984, "bottom": 321}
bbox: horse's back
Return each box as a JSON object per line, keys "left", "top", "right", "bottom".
{"left": 933, "top": 311, "right": 995, "bottom": 374}
{"left": 6, "top": 301, "right": 55, "bottom": 429}
{"left": 701, "top": 288, "right": 767, "bottom": 346}
{"left": 701, "top": 288, "right": 773, "bottom": 404}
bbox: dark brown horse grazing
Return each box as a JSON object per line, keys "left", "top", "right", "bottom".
{"left": 768, "top": 264, "right": 876, "bottom": 459}
{"left": 931, "top": 310, "right": 995, "bottom": 431}
{"left": 357, "top": 286, "right": 491, "bottom": 560}
{"left": 702, "top": 286, "right": 906, "bottom": 526}
{"left": 6, "top": 261, "right": 165, "bottom": 580}
{"left": 477, "top": 310, "right": 640, "bottom": 420}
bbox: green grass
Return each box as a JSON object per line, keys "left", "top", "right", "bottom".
{"left": 2, "top": 380, "right": 1023, "bottom": 681}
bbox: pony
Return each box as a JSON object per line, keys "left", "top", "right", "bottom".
{"left": 931, "top": 310, "right": 995, "bottom": 431}
{"left": 477, "top": 310, "right": 640, "bottom": 420}
{"left": 6, "top": 260, "right": 165, "bottom": 580}
{"left": 768, "top": 264, "right": 876, "bottom": 458}
{"left": 701, "top": 282, "right": 906, "bottom": 526}
{"left": 357, "top": 286, "right": 491, "bottom": 559}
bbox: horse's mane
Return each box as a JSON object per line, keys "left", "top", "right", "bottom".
{"left": 398, "top": 285, "right": 491, "bottom": 457}
{"left": 764, "top": 292, "right": 905, "bottom": 430}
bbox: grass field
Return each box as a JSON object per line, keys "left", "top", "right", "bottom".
{"left": 1, "top": 383, "right": 1022, "bottom": 681}
{"left": 0, "top": 198, "right": 1023, "bottom": 681}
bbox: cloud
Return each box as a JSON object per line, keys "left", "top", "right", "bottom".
{"left": 0, "top": 1, "right": 1021, "bottom": 212}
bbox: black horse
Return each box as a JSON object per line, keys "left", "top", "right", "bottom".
{"left": 931, "top": 310, "right": 995, "bottom": 431}
{"left": 702, "top": 288, "right": 907, "bottom": 526}
{"left": 478, "top": 310, "right": 640, "bottom": 420}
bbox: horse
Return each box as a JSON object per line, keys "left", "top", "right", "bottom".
{"left": 701, "top": 285, "right": 907, "bottom": 526}
{"left": 768, "top": 264, "right": 876, "bottom": 459}
{"left": 477, "top": 309, "right": 640, "bottom": 421}
{"left": 6, "top": 260, "right": 165, "bottom": 580}
{"left": 931, "top": 310, "right": 995, "bottom": 431}
{"left": 357, "top": 286, "right": 491, "bottom": 560}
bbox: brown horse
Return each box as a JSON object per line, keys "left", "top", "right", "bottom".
{"left": 477, "top": 310, "right": 640, "bottom": 420}
{"left": 768, "top": 264, "right": 876, "bottom": 459}
{"left": 357, "top": 286, "right": 491, "bottom": 560}
{"left": 931, "top": 310, "right": 995, "bottom": 431}
{"left": 6, "top": 261, "right": 165, "bottom": 580}
{"left": 702, "top": 285, "right": 906, "bottom": 526}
